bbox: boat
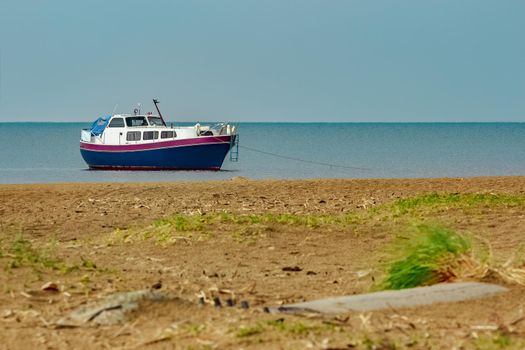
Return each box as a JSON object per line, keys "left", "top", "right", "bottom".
{"left": 80, "top": 99, "right": 238, "bottom": 170}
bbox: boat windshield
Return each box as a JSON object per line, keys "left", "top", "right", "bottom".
{"left": 147, "top": 116, "right": 164, "bottom": 126}
{"left": 126, "top": 116, "right": 149, "bottom": 127}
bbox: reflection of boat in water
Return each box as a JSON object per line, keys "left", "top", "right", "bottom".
{"left": 80, "top": 99, "right": 238, "bottom": 170}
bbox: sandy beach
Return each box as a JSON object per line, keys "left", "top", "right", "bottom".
{"left": 1, "top": 176, "right": 525, "bottom": 349}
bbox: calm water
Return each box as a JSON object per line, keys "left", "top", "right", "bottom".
{"left": 0, "top": 122, "right": 524, "bottom": 184}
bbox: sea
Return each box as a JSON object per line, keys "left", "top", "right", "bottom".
{"left": 0, "top": 122, "right": 524, "bottom": 184}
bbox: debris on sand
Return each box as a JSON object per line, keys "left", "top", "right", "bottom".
{"left": 41, "top": 282, "right": 60, "bottom": 292}
{"left": 56, "top": 289, "right": 174, "bottom": 327}
{"left": 266, "top": 282, "right": 507, "bottom": 314}
{"left": 282, "top": 266, "right": 303, "bottom": 272}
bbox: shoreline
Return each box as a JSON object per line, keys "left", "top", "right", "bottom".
{"left": 1, "top": 174, "right": 524, "bottom": 187}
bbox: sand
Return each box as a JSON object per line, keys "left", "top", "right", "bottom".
{"left": 1, "top": 176, "right": 525, "bottom": 349}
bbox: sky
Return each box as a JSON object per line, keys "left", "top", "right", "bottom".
{"left": 0, "top": 0, "right": 523, "bottom": 122}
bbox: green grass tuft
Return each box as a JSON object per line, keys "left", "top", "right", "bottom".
{"left": 391, "top": 193, "right": 525, "bottom": 216}
{"left": 113, "top": 211, "right": 361, "bottom": 244}
{"left": 379, "top": 224, "right": 472, "bottom": 290}
{"left": 1, "top": 235, "right": 73, "bottom": 271}
{"left": 236, "top": 319, "right": 325, "bottom": 339}
{"left": 266, "top": 319, "right": 313, "bottom": 335}
{"left": 236, "top": 324, "right": 265, "bottom": 338}
{"left": 153, "top": 214, "right": 207, "bottom": 232}
{"left": 0, "top": 235, "right": 102, "bottom": 274}
{"left": 474, "top": 332, "right": 525, "bottom": 350}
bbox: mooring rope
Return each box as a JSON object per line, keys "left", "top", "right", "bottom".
{"left": 238, "top": 144, "right": 372, "bottom": 171}
{"left": 207, "top": 133, "right": 372, "bottom": 172}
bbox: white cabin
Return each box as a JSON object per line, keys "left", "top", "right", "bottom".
{"left": 81, "top": 113, "right": 235, "bottom": 145}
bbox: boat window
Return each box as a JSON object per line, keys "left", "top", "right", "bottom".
{"left": 108, "top": 118, "right": 125, "bottom": 128}
{"left": 143, "top": 131, "right": 159, "bottom": 140}
{"left": 125, "top": 116, "right": 149, "bottom": 127}
{"left": 161, "top": 131, "right": 177, "bottom": 139}
{"left": 147, "top": 117, "right": 164, "bottom": 126}
{"left": 126, "top": 131, "right": 141, "bottom": 141}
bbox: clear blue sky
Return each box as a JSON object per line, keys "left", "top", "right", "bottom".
{"left": 0, "top": 0, "right": 523, "bottom": 122}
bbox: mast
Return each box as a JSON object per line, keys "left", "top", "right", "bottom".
{"left": 152, "top": 99, "right": 167, "bottom": 126}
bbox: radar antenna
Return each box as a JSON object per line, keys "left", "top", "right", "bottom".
{"left": 153, "top": 99, "right": 167, "bottom": 126}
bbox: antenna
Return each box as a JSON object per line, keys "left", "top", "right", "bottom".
{"left": 153, "top": 98, "right": 167, "bottom": 126}
{"left": 112, "top": 104, "right": 118, "bottom": 115}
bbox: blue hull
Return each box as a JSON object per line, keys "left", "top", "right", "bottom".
{"left": 80, "top": 143, "right": 232, "bottom": 170}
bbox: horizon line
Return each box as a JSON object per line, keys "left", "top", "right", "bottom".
{"left": 1, "top": 120, "right": 524, "bottom": 124}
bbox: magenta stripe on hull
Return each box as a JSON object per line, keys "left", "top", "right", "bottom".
{"left": 80, "top": 135, "right": 231, "bottom": 152}
{"left": 89, "top": 165, "right": 221, "bottom": 171}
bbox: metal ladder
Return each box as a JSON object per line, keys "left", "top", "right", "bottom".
{"left": 229, "top": 134, "right": 239, "bottom": 162}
